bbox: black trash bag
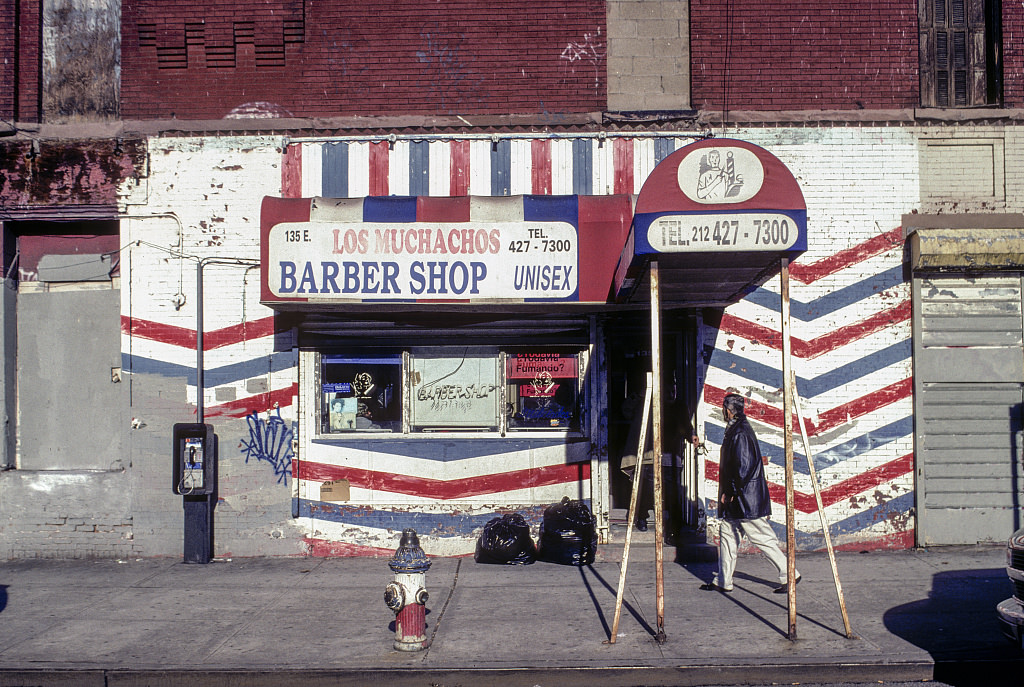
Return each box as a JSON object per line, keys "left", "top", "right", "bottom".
{"left": 538, "top": 497, "right": 597, "bottom": 566}
{"left": 474, "top": 513, "right": 538, "bottom": 565}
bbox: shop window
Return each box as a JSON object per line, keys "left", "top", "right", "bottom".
{"left": 505, "top": 353, "right": 581, "bottom": 431}
{"left": 919, "top": 0, "right": 1002, "bottom": 107}
{"left": 316, "top": 347, "right": 584, "bottom": 436}
{"left": 321, "top": 354, "right": 402, "bottom": 433}
{"left": 410, "top": 350, "right": 500, "bottom": 431}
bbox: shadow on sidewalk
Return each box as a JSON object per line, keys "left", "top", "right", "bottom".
{"left": 578, "top": 565, "right": 657, "bottom": 640}
{"left": 883, "top": 568, "right": 1020, "bottom": 686}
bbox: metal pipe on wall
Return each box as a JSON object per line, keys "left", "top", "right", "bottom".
{"left": 197, "top": 260, "right": 204, "bottom": 424}
{"left": 195, "top": 257, "right": 260, "bottom": 424}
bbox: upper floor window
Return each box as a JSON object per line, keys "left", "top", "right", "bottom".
{"left": 919, "top": 0, "right": 1002, "bottom": 107}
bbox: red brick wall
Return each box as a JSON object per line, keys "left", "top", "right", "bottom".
{"left": 691, "top": 1, "right": 920, "bottom": 111}
{"left": 11, "top": 0, "right": 42, "bottom": 122}
{"left": 121, "top": 0, "right": 606, "bottom": 120}
{"left": 1003, "top": 6, "right": 1024, "bottom": 106}
{"left": 0, "top": 3, "right": 13, "bottom": 120}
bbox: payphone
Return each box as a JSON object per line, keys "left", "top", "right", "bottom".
{"left": 172, "top": 423, "right": 217, "bottom": 563}
{"left": 173, "top": 423, "right": 216, "bottom": 496}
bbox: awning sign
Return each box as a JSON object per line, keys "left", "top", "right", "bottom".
{"left": 644, "top": 211, "right": 803, "bottom": 253}
{"left": 261, "top": 194, "right": 640, "bottom": 307}
{"left": 680, "top": 145, "right": 764, "bottom": 204}
{"left": 268, "top": 220, "right": 578, "bottom": 300}
{"left": 630, "top": 138, "right": 808, "bottom": 257}
{"left": 613, "top": 138, "right": 808, "bottom": 305}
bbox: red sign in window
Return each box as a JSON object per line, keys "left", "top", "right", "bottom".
{"left": 519, "top": 383, "right": 560, "bottom": 398}
{"left": 506, "top": 354, "right": 577, "bottom": 379}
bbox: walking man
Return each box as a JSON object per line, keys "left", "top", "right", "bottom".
{"left": 700, "top": 393, "right": 799, "bottom": 594}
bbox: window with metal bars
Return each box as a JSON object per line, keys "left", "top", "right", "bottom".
{"left": 919, "top": 0, "right": 1002, "bottom": 107}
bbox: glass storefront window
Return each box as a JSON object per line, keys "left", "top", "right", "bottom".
{"left": 320, "top": 354, "right": 402, "bottom": 433}
{"left": 316, "top": 348, "right": 583, "bottom": 436}
{"left": 410, "top": 349, "right": 499, "bottom": 431}
{"left": 505, "top": 352, "right": 580, "bottom": 431}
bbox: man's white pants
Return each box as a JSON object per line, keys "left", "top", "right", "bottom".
{"left": 713, "top": 516, "right": 795, "bottom": 590}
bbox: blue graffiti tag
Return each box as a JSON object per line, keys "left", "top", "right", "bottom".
{"left": 240, "top": 409, "right": 294, "bottom": 485}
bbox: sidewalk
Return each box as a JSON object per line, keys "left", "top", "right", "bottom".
{"left": 0, "top": 538, "right": 1020, "bottom": 687}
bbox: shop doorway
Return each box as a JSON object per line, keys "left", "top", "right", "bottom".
{"left": 605, "top": 310, "right": 699, "bottom": 540}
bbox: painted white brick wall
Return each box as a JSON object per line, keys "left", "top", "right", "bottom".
{"left": 122, "top": 136, "right": 303, "bottom": 558}
{"left": 9, "top": 123, "right": 1024, "bottom": 557}
{"left": 700, "top": 127, "right": 919, "bottom": 550}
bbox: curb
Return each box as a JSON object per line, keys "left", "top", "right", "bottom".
{"left": 0, "top": 662, "right": 938, "bottom": 687}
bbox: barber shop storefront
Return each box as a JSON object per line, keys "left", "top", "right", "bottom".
{"left": 259, "top": 138, "right": 807, "bottom": 556}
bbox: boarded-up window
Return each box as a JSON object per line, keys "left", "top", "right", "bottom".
{"left": 912, "top": 272, "right": 1024, "bottom": 544}
{"left": 919, "top": 0, "right": 1001, "bottom": 107}
{"left": 919, "top": 137, "right": 1005, "bottom": 206}
{"left": 43, "top": 0, "right": 120, "bottom": 120}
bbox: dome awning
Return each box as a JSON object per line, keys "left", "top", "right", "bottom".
{"left": 613, "top": 138, "right": 808, "bottom": 307}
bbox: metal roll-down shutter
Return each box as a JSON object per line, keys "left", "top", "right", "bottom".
{"left": 913, "top": 272, "right": 1024, "bottom": 545}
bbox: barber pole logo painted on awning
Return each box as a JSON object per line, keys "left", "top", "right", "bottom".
{"left": 678, "top": 146, "right": 764, "bottom": 204}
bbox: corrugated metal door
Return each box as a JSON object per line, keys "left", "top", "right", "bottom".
{"left": 914, "top": 273, "right": 1024, "bottom": 545}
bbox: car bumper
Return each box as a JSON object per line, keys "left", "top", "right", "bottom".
{"left": 997, "top": 597, "right": 1024, "bottom": 647}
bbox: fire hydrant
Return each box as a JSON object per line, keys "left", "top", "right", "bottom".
{"left": 384, "top": 528, "right": 431, "bottom": 651}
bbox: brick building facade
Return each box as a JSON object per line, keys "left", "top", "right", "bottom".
{"left": 1, "top": 0, "right": 1022, "bottom": 559}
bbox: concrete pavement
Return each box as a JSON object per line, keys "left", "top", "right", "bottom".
{"left": 0, "top": 534, "right": 1020, "bottom": 687}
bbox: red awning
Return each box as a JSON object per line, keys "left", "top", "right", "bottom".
{"left": 613, "top": 138, "right": 807, "bottom": 306}
{"left": 260, "top": 194, "right": 634, "bottom": 312}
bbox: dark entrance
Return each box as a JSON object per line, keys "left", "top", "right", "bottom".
{"left": 605, "top": 310, "right": 699, "bottom": 540}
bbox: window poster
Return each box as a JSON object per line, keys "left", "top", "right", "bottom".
{"left": 506, "top": 353, "right": 578, "bottom": 380}
{"left": 321, "top": 355, "right": 401, "bottom": 432}
{"left": 506, "top": 353, "right": 579, "bottom": 429}
{"left": 328, "top": 394, "right": 358, "bottom": 431}
{"left": 410, "top": 353, "right": 499, "bottom": 429}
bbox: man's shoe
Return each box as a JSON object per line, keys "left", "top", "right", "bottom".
{"left": 773, "top": 574, "right": 802, "bottom": 593}
{"left": 635, "top": 520, "right": 648, "bottom": 531}
{"left": 699, "top": 582, "right": 732, "bottom": 592}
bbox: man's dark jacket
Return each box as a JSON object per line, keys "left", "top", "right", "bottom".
{"left": 719, "top": 411, "right": 772, "bottom": 520}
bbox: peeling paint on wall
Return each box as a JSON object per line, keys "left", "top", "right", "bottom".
{"left": 0, "top": 139, "right": 144, "bottom": 207}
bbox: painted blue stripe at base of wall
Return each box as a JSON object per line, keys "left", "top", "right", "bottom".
{"left": 308, "top": 437, "right": 585, "bottom": 460}
{"left": 718, "top": 492, "right": 914, "bottom": 550}
{"left": 794, "top": 491, "right": 914, "bottom": 549}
